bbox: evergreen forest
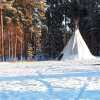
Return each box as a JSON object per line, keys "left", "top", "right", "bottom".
{"left": 0, "top": 0, "right": 100, "bottom": 61}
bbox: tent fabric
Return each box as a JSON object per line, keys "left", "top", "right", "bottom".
{"left": 61, "top": 29, "right": 95, "bottom": 60}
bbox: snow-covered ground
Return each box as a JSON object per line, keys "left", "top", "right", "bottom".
{"left": 0, "top": 60, "right": 100, "bottom": 100}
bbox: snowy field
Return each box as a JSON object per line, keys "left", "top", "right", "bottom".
{"left": 0, "top": 60, "right": 100, "bottom": 100}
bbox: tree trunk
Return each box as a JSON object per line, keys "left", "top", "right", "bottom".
{"left": 0, "top": 8, "right": 4, "bottom": 61}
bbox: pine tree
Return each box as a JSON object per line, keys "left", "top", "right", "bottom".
{"left": 45, "top": 0, "right": 65, "bottom": 58}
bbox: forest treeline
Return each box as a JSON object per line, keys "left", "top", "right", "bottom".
{"left": 0, "top": 0, "right": 47, "bottom": 60}
{"left": 0, "top": 0, "right": 100, "bottom": 61}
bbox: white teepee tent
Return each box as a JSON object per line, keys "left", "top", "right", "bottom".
{"left": 61, "top": 28, "right": 95, "bottom": 60}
